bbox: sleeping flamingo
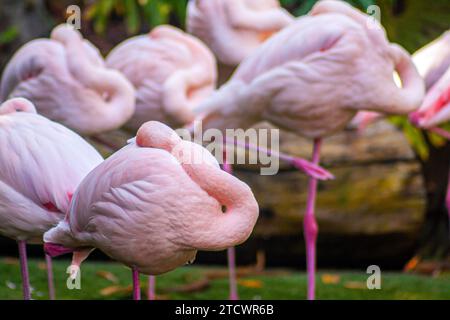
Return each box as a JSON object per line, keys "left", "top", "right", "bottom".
{"left": 0, "top": 24, "right": 135, "bottom": 137}
{"left": 194, "top": 0, "right": 425, "bottom": 300}
{"left": 44, "top": 121, "right": 259, "bottom": 300}
{"left": 105, "top": 24, "right": 331, "bottom": 299}
{"left": 0, "top": 98, "right": 103, "bottom": 300}
{"left": 353, "top": 30, "right": 450, "bottom": 133}
{"left": 187, "top": 0, "right": 293, "bottom": 84}
{"left": 106, "top": 25, "right": 217, "bottom": 132}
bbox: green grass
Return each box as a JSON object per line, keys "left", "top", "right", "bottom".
{"left": 0, "top": 257, "right": 449, "bottom": 300}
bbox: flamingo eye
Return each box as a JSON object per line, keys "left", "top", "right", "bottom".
{"left": 221, "top": 205, "right": 227, "bottom": 213}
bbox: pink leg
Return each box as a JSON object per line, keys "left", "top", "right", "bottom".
{"left": 18, "top": 240, "right": 31, "bottom": 300}
{"left": 147, "top": 276, "right": 156, "bottom": 300}
{"left": 132, "top": 268, "right": 141, "bottom": 300}
{"left": 304, "top": 139, "right": 322, "bottom": 300}
{"left": 45, "top": 254, "right": 55, "bottom": 300}
{"left": 446, "top": 174, "right": 450, "bottom": 227}
{"left": 222, "top": 149, "right": 239, "bottom": 300}
{"left": 227, "top": 247, "right": 239, "bottom": 300}
{"left": 225, "top": 139, "right": 333, "bottom": 180}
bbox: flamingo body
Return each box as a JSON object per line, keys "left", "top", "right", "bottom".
{"left": 106, "top": 25, "right": 217, "bottom": 131}
{"left": 187, "top": 0, "right": 293, "bottom": 67}
{"left": 0, "top": 98, "right": 103, "bottom": 242}
{"left": 45, "top": 121, "right": 259, "bottom": 275}
{"left": 0, "top": 25, "right": 135, "bottom": 135}
{"left": 195, "top": 7, "right": 424, "bottom": 138}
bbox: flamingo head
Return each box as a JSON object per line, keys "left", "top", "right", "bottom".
{"left": 136, "top": 121, "right": 182, "bottom": 152}
{"left": 0, "top": 98, "right": 37, "bottom": 115}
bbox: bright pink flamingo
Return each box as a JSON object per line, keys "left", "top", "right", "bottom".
{"left": 0, "top": 98, "right": 103, "bottom": 299}
{"left": 0, "top": 24, "right": 135, "bottom": 136}
{"left": 44, "top": 120, "right": 259, "bottom": 300}
{"left": 194, "top": 0, "right": 425, "bottom": 300}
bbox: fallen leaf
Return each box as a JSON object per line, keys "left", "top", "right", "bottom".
{"left": 344, "top": 281, "right": 366, "bottom": 289}
{"left": 37, "top": 262, "right": 47, "bottom": 270}
{"left": 321, "top": 274, "right": 340, "bottom": 284}
{"left": 3, "top": 257, "right": 19, "bottom": 265}
{"left": 96, "top": 270, "right": 119, "bottom": 283}
{"left": 100, "top": 285, "right": 131, "bottom": 296}
{"left": 404, "top": 256, "right": 420, "bottom": 272}
{"left": 163, "top": 278, "right": 210, "bottom": 293}
{"left": 238, "top": 279, "right": 263, "bottom": 289}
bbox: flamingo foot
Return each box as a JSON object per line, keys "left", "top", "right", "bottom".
{"left": 45, "top": 254, "right": 55, "bottom": 300}
{"left": 148, "top": 276, "right": 156, "bottom": 300}
{"left": 291, "top": 158, "right": 334, "bottom": 181}
{"left": 132, "top": 268, "right": 141, "bottom": 300}
{"left": 18, "top": 240, "right": 31, "bottom": 300}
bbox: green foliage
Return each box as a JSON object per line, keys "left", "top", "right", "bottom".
{"left": 280, "top": 0, "right": 376, "bottom": 16}
{"left": 1, "top": 259, "right": 449, "bottom": 299}
{"left": 85, "top": 0, "right": 188, "bottom": 35}
{"left": 0, "top": 26, "right": 19, "bottom": 45}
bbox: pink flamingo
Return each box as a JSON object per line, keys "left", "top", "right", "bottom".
{"left": 0, "top": 24, "right": 135, "bottom": 136}
{"left": 106, "top": 24, "right": 331, "bottom": 299}
{"left": 0, "top": 98, "right": 103, "bottom": 299}
{"left": 44, "top": 120, "right": 259, "bottom": 300}
{"left": 193, "top": 0, "right": 425, "bottom": 300}
{"left": 353, "top": 30, "right": 450, "bottom": 134}
{"left": 106, "top": 25, "right": 217, "bottom": 132}
{"left": 187, "top": 0, "right": 294, "bottom": 84}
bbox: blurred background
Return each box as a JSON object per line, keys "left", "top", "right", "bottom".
{"left": 0, "top": 0, "right": 449, "bottom": 282}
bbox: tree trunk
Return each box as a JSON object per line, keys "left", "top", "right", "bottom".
{"left": 416, "top": 133, "right": 450, "bottom": 259}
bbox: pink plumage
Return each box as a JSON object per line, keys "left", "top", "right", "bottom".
{"left": 106, "top": 25, "right": 217, "bottom": 130}
{"left": 195, "top": 1, "right": 425, "bottom": 138}
{"left": 187, "top": 0, "right": 293, "bottom": 67}
{"left": 44, "top": 121, "right": 259, "bottom": 275}
{"left": 0, "top": 98, "right": 103, "bottom": 299}
{"left": 0, "top": 24, "right": 135, "bottom": 135}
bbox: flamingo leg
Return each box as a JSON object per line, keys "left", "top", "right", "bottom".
{"left": 147, "top": 276, "right": 156, "bottom": 300}
{"left": 227, "top": 246, "right": 239, "bottom": 300}
{"left": 45, "top": 253, "right": 55, "bottom": 300}
{"left": 304, "top": 138, "right": 322, "bottom": 300}
{"left": 445, "top": 173, "right": 450, "bottom": 232}
{"left": 17, "top": 240, "right": 31, "bottom": 300}
{"left": 132, "top": 268, "right": 141, "bottom": 300}
{"left": 222, "top": 149, "right": 239, "bottom": 300}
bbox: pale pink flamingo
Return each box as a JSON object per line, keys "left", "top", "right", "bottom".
{"left": 187, "top": 0, "right": 294, "bottom": 84}
{"left": 0, "top": 24, "right": 135, "bottom": 137}
{"left": 0, "top": 98, "right": 103, "bottom": 299}
{"left": 352, "top": 31, "right": 450, "bottom": 133}
{"left": 106, "top": 23, "right": 332, "bottom": 300}
{"left": 193, "top": 0, "right": 425, "bottom": 300}
{"left": 106, "top": 25, "right": 217, "bottom": 132}
{"left": 44, "top": 120, "right": 259, "bottom": 300}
